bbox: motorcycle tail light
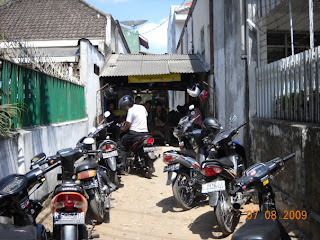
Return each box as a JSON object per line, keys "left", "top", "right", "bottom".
{"left": 145, "top": 138, "right": 154, "bottom": 145}
{"left": 201, "top": 166, "right": 223, "bottom": 177}
{"left": 105, "top": 144, "right": 114, "bottom": 151}
{"left": 163, "top": 155, "right": 173, "bottom": 164}
{"left": 51, "top": 192, "right": 87, "bottom": 213}
{"left": 77, "top": 170, "right": 97, "bottom": 180}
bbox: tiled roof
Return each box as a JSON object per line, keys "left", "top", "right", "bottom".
{"left": 0, "top": 0, "right": 106, "bottom": 40}
{"left": 100, "top": 54, "right": 209, "bottom": 77}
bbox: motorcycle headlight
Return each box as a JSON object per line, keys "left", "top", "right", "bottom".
{"left": 0, "top": 175, "right": 27, "bottom": 195}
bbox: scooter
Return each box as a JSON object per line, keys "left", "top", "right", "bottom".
{"left": 0, "top": 153, "right": 57, "bottom": 239}
{"left": 50, "top": 143, "right": 99, "bottom": 240}
{"left": 231, "top": 153, "right": 295, "bottom": 240}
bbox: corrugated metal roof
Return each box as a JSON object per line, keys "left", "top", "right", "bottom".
{"left": 100, "top": 54, "right": 209, "bottom": 77}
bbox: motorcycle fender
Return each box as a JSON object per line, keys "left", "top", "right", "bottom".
{"left": 86, "top": 188, "right": 95, "bottom": 196}
{"left": 208, "top": 191, "right": 219, "bottom": 207}
{"left": 166, "top": 171, "right": 177, "bottom": 185}
{"left": 106, "top": 157, "right": 117, "bottom": 171}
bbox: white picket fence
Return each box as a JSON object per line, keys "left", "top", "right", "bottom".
{"left": 256, "top": 46, "right": 320, "bottom": 123}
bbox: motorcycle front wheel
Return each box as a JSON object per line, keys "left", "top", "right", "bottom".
{"left": 172, "top": 171, "right": 196, "bottom": 210}
{"left": 215, "top": 191, "right": 240, "bottom": 236}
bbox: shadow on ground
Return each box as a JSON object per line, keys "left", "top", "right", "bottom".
{"left": 188, "top": 211, "right": 226, "bottom": 239}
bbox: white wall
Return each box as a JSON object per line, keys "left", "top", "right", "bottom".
{"left": 80, "top": 39, "right": 105, "bottom": 130}
{"left": 0, "top": 119, "right": 88, "bottom": 198}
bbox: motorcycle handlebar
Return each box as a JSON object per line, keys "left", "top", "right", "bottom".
{"left": 283, "top": 153, "right": 295, "bottom": 162}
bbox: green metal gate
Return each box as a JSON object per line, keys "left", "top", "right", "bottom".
{"left": 0, "top": 58, "right": 85, "bottom": 128}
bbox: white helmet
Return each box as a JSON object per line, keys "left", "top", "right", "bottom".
{"left": 187, "top": 84, "right": 201, "bottom": 98}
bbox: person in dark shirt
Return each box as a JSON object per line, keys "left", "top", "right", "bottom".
{"left": 152, "top": 102, "right": 168, "bottom": 144}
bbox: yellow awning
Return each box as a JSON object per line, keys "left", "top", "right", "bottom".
{"left": 128, "top": 73, "right": 181, "bottom": 83}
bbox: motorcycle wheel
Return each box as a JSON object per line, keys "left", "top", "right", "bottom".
{"left": 60, "top": 225, "right": 78, "bottom": 240}
{"left": 172, "top": 171, "right": 196, "bottom": 210}
{"left": 88, "top": 190, "right": 104, "bottom": 224}
{"left": 215, "top": 191, "right": 240, "bottom": 236}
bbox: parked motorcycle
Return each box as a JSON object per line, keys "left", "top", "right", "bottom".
{"left": 0, "top": 152, "right": 58, "bottom": 239}
{"left": 173, "top": 104, "right": 201, "bottom": 150}
{"left": 163, "top": 119, "right": 247, "bottom": 236}
{"left": 50, "top": 145, "right": 99, "bottom": 240}
{"left": 231, "top": 153, "right": 295, "bottom": 240}
{"left": 88, "top": 111, "right": 121, "bottom": 187}
{"left": 75, "top": 134, "right": 115, "bottom": 224}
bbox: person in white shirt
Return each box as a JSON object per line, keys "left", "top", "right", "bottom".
{"left": 117, "top": 95, "right": 150, "bottom": 174}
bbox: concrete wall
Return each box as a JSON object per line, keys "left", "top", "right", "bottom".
{"left": 0, "top": 119, "right": 88, "bottom": 199}
{"left": 80, "top": 39, "right": 105, "bottom": 130}
{"left": 213, "top": 0, "right": 247, "bottom": 133}
{"left": 250, "top": 118, "right": 320, "bottom": 239}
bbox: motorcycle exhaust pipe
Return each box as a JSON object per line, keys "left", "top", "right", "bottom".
{"left": 233, "top": 199, "right": 247, "bottom": 210}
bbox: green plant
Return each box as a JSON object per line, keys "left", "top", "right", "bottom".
{"left": 0, "top": 103, "right": 23, "bottom": 136}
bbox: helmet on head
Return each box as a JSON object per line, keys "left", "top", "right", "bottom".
{"left": 202, "top": 117, "right": 222, "bottom": 136}
{"left": 118, "top": 95, "right": 134, "bottom": 110}
{"left": 187, "top": 84, "right": 201, "bottom": 98}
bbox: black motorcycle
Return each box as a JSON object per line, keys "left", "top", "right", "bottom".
{"left": 117, "top": 122, "right": 160, "bottom": 179}
{"left": 88, "top": 111, "right": 121, "bottom": 187}
{"left": 50, "top": 146, "right": 99, "bottom": 240}
{"left": 173, "top": 104, "right": 200, "bottom": 150}
{"left": 231, "top": 153, "right": 295, "bottom": 240}
{"left": 75, "top": 136, "right": 115, "bottom": 224}
{"left": 0, "top": 153, "right": 58, "bottom": 239}
{"left": 197, "top": 122, "right": 248, "bottom": 235}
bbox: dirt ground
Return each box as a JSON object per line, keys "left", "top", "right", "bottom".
{"left": 37, "top": 147, "right": 307, "bottom": 240}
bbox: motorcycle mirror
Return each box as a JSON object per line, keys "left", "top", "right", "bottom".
{"left": 83, "top": 137, "right": 94, "bottom": 145}
{"left": 31, "top": 153, "right": 46, "bottom": 163}
{"left": 189, "top": 105, "right": 195, "bottom": 111}
{"left": 104, "top": 111, "right": 111, "bottom": 118}
{"left": 89, "top": 127, "right": 97, "bottom": 134}
{"left": 230, "top": 115, "right": 237, "bottom": 124}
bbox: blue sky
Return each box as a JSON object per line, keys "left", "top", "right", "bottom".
{"left": 86, "top": 0, "right": 185, "bottom": 54}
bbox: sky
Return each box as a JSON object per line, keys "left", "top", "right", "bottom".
{"left": 86, "top": 0, "right": 186, "bottom": 54}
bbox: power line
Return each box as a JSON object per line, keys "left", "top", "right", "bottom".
{"left": 138, "top": 0, "right": 186, "bottom": 35}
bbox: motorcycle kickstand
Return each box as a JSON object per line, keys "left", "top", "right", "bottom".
{"left": 89, "top": 221, "right": 100, "bottom": 239}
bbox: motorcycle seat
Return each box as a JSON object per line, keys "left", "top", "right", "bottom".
{"left": 0, "top": 223, "right": 37, "bottom": 240}
{"left": 131, "top": 135, "right": 152, "bottom": 151}
{"left": 205, "top": 157, "right": 234, "bottom": 168}
{"left": 76, "top": 157, "right": 98, "bottom": 172}
{"left": 231, "top": 212, "right": 281, "bottom": 240}
{"left": 53, "top": 183, "right": 85, "bottom": 195}
{"left": 177, "top": 150, "right": 197, "bottom": 159}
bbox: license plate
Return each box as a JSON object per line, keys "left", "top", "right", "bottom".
{"left": 201, "top": 180, "right": 226, "bottom": 193}
{"left": 103, "top": 150, "right": 118, "bottom": 158}
{"left": 143, "top": 147, "right": 155, "bottom": 153}
{"left": 163, "top": 163, "right": 180, "bottom": 172}
{"left": 53, "top": 212, "right": 85, "bottom": 225}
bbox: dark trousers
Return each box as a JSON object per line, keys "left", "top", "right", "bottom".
{"left": 118, "top": 131, "right": 148, "bottom": 164}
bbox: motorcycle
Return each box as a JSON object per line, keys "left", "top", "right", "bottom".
{"left": 117, "top": 123, "right": 160, "bottom": 179}
{"left": 75, "top": 134, "right": 115, "bottom": 224}
{"left": 173, "top": 104, "right": 201, "bottom": 150}
{"left": 88, "top": 111, "right": 121, "bottom": 187}
{"left": 231, "top": 153, "right": 295, "bottom": 240}
{"left": 163, "top": 121, "right": 247, "bottom": 227}
{"left": 197, "top": 122, "right": 248, "bottom": 235}
{"left": 50, "top": 144, "right": 99, "bottom": 240}
{"left": 0, "top": 152, "right": 59, "bottom": 239}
